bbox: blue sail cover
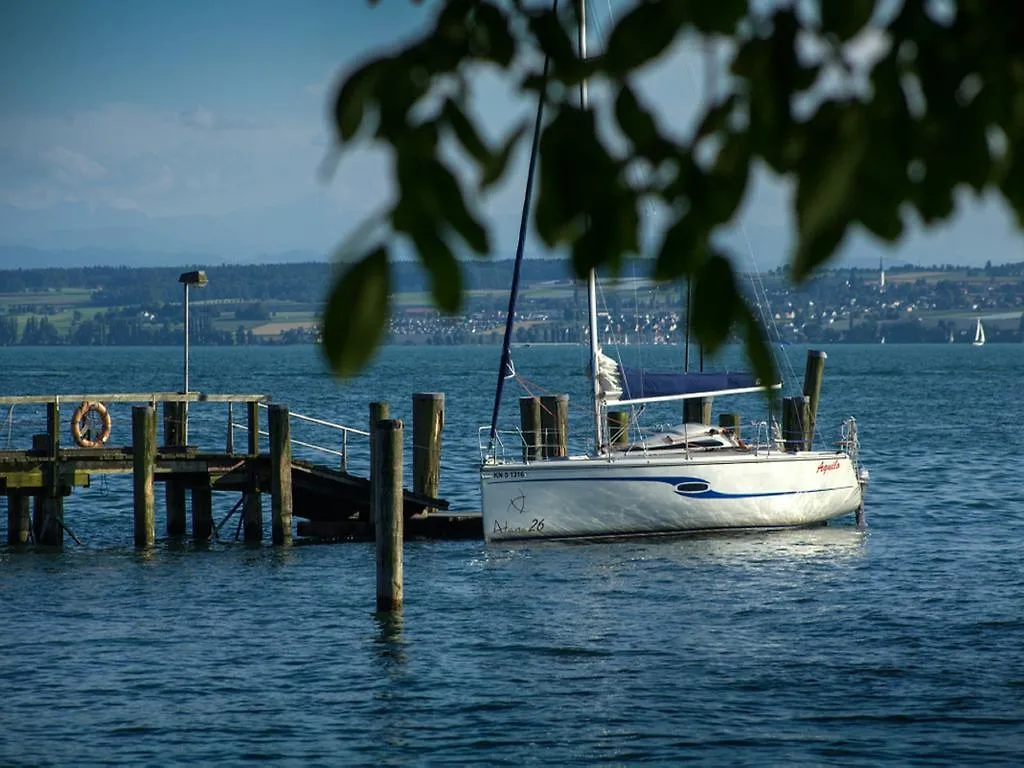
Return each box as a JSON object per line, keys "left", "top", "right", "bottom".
{"left": 619, "top": 368, "right": 764, "bottom": 401}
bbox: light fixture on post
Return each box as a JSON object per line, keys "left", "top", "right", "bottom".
{"left": 178, "top": 270, "right": 208, "bottom": 395}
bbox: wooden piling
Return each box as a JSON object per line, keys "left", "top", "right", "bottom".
{"left": 7, "top": 492, "right": 30, "bottom": 545}
{"left": 369, "top": 401, "right": 390, "bottom": 524}
{"left": 718, "top": 412, "right": 742, "bottom": 439}
{"left": 802, "top": 349, "right": 827, "bottom": 448}
{"left": 374, "top": 419, "right": 403, "bottom": 612}
{"left": 412, "top": 393, "right": 444, "bottom": 515}
{"left": 192, "top": 484, "right": 213, "bottom": 541}
{"left": 163, "top": 401, "right": 187, "bottom": 537}
{"left": 684, "top": 397, "right": 713, "bottom": 425}
{"left": 132, "top": 405, "right": 156, "bottom": 548}
{"left": 31, "top": 431, "right": 63, "bottom": 546}
{"left": 608, "top": 410, "right": 630, "bottom": 447}
{"left": 540, "top": 394, "right": 569, "bottom": 458}
{"left": 269, "top": 403, "right": 292, "bottom": 546}
{"left": 782, "top": 396, "right": 810, "bottom": 452}
{"left": 519, "top": 396, "right": 541, "bottom": 461}
{"left": 242, "top": 400, "right": 263, "bottom": 542}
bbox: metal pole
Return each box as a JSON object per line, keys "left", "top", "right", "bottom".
{"left": 579, "top": 0, "right": 603, "bottom": 454}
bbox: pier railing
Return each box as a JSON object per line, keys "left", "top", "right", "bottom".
{"left": 0, "top": 392, "right": 270, "bottom": 454}
{"left": 228, "top": 402, "right": 369, "bottom": 472}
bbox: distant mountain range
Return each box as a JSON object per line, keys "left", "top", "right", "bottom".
{"left": 1, "top": 195, "right": 1021, "bottom": 271}
{"left": 0, "top": 244, "right": 327, "bottom": 270}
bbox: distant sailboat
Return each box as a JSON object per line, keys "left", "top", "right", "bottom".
{"left": 973, "top": 318, "right": 986, "bottom": 346}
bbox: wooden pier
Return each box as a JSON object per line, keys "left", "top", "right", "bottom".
{"left": 0, "top": 392, "right": 482, "bottom": 548}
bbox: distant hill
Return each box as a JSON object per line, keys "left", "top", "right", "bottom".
{"left": 0, "top": 245, "right": 328, "bottom": 271}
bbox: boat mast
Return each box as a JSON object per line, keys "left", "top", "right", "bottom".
{"left": 580, "top": 0, "right": 604, "bottom": 453}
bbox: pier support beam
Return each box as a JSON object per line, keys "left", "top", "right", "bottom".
{"left": 802, "top": 349, "right": 827, "bottom": 448}
{"left": 540, "top": 394, "right": 569, "bottom": 458}
{"left": 132, "top": 405, "right": 157, "bottom": 549}
{"left": 163, "top": 401, "right": 187, "bottom": 537}
{"left": 519, "top": 396, "right": 541, "bottom": 461}
{"left": 192, "top": 484, "right": 213, "bottom": 541}
{"left": 412, "top": 393, "right": 443, "bottom": 515}
{"left": 269, "top": 404, "right": 292, "bottom": 546}
{"left": 374, "top": 419, "right": 404, "bottom": 612}
{"left": 242, "top": 401, "right": 263, "bottom": 542}
{"left": 32, "top": 428, "right": 63, "bottom": 547}
{"left": 7, "top": 492, "right": 30, "bottom": 545}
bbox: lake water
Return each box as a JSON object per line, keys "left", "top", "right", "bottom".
{"left": 1, "top": 343, "right": 1023, "bottom": 765}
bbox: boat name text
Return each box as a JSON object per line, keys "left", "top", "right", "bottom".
{"left": 816, "top": 460, "right": 842, "bottom": 474}
{"left": 492, "top": 518, "right": 545, "bottom": 534}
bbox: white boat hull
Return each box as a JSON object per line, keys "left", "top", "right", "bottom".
{"left": 480, "top": 450, "right": 863, "bottom": 542}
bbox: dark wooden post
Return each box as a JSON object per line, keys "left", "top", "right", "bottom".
{"left": 192, "top": 484, "right": 213, "bottom": 541}
{"left": 412, "top": 393, "right": 443, "bottom": 515}
{"left": 225, "top": 402, "right": 235, "bottom": 454}
{"left": 43, "top": 402, "right": 64, "bottom": 546}
{"left": 132, "top": 405, "right": 157, "bottom": 548}
{"left": 374, "top": 419, "right": 404, "bottom": 612}
{"left": 243, "top": 400, "right": 263, "bottom": 542}
{"left": 369, "top": 401, "right": 389, "bottom": 525}
{"left": 31, "top": 428, "right": 63, "bottom": 547}
{"left": 782, "top": 396, "right": 810, "bottom": 452}
{"left": 519, "top": 396, "right": 541, "bottom": 461}
{"left": 607, "top": 410, "right": 629, "bottom": 447}
{"left": 269, "top": 404, "right": 292, "bottom": 546}
{"left": 7, "top": 492, "right": 30, "bottom": 545}
{"left": 540, "top": 394, "right": 569, "bottom": 458}
{"left": 802, "top": 349, "right": 827, "bottom": 448}
{"left": 684, "top": 397, "right": 713, "bottom": 425}
{"left": 163, "top": 401, "right": 187, "bottom": 537}
{"left": 718, "top": 412, "right": 742, "bottom": 439}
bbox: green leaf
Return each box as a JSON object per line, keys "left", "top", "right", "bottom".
{"left": 793, "top": 105, "right": 867, "bottom": 279}
{"left": 691, "top": 253, "right": 740, "bottom": 351}
{"left": 615, "top": 85, "right": 662, "bottom": 157}
{"left": 322, "top": 247, "right": 390, "bottom": 377}
{"left": 536, "top": 107, "right": 622, "bottom": 250}
{"left": 332, "top": 59, "right": 387, "bottom": 142}
{"left": 654, "top": 215, "right": 706, "bottom": 281}
{"left": 412, "top": 230, "right": 463, "bottom": 313}
{"left": 704, "top": 131, "right": 751, "bottom": 226}
{"left": 469, "top": 3, "right": 515, "bottom": 66}
{"left": 571, "top": 188, "right": 639, "bottom": 276}
{"left": 687, "top": 0, "right": 747, "bottom": 35}
{"left": 604, "top": 0, "right": 685, "bottom": 78}
{"left": 443, "top": 98, "right": 492, "bottom": 168}
{"left": 482, "top": 122, "right": 526, "bottom": 189}
{"left": 528, "top": 9, "right": 579, "bottom": 76}
{"left": 740, "top": 305, "right": 779, "bottom": 403}
{"left": 821, "top": 0, "right": 876, "bottom": 42}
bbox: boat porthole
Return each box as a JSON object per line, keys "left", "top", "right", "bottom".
{"left": 675, "top": 481, "right": 710, "bottom": 494}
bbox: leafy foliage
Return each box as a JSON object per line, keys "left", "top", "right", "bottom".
{"left": 324, "top": 0, "right": 1024, "bottom": 386}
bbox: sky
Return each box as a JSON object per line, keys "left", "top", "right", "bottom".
{"left": 0, "top": 0, "right": 1022, "bottom": 267}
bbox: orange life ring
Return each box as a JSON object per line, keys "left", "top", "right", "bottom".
{"left": 71, "top": 401, "right": 112, "bottom": 448}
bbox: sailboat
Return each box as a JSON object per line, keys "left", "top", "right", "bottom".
{"left": 973, "top": 317, "right": 985, "bottom": 346}
{"left": 478, "top": 0, "right": 867, "bottom": 542}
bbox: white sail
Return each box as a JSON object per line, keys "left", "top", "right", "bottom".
{"left": 973, "top": 317, "right": 985, "bottom": 346}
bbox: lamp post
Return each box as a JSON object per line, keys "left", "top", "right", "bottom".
{"left": 178, "top": 270, "right": 208, "bottom": 395}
